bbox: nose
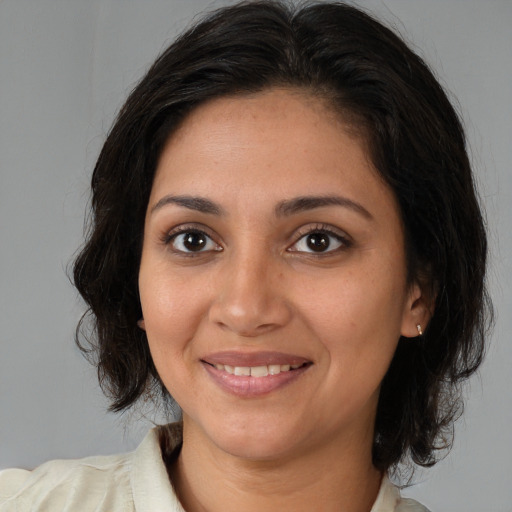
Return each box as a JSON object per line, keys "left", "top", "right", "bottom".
{"left": 208, "top": 250, "right": 293, "bottom": 337}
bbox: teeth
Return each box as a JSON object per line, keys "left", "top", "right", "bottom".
{"left": 250, "top": 366, "right": 268, "bottom": 377}
{"left": 268, "top": 364, "right": 281, "bottom": 375}
{"left": 211, "top": 363, "right": 303, "bottom": 377}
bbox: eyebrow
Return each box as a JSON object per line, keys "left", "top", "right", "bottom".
{"left": 150, "top": 194, "right": 372, "bottom": 220}
{"left": 275, "top": 195, "right": 373, "bottom": 220}
{"left": 150, "top": 195, "right": 224, "bottom": 216}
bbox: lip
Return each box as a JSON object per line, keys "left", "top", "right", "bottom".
{"left": 202, "top": 351, "right": 310, "bottom": 367}
{"left": 201, "top": 351, "right": 312, "bottom": 398}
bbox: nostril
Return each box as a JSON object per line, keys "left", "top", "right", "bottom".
{"left": 208, "top": 277, "right": 293, "bottom": 336}
{"left": 221, "top": 323, "right": 278, "bottom": 338}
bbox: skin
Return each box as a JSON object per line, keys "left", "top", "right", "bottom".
{"left": 138, "top": 88, "right": 429, "bottom": 512}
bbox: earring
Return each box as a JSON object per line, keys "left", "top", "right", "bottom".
{"left": 416, "top": 324, "right": 423, "bottom": 336}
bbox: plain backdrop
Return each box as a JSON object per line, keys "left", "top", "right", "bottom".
{"left": 1, "top": 1, "right": 511, "bottom": 511}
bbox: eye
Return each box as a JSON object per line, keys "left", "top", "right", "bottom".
{"left": 168, "top": 229, "right": 220, "bottom": 253}
{"left": 289, "top": 227, "right": 350, "bottom": 254}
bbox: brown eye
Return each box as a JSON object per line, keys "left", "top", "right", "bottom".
{"left": 306, "top": 233, "right": 331, "bottom": 252}
{"left": 183, "top": 232, "right": 207, "bottom": 251}
{"left": 170, "top": 230, "right": 218, "bottom": 253}
{"left": 290, "top": 229, "right": 347, "bottom": 254}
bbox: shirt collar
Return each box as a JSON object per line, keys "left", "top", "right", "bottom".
{"left": 130, "top": 423, "right": 402, "bottom": 512}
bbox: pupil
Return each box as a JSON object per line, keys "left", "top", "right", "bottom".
{"left": 184, "top": 232, "right": 206, "bottom": 251}
{"left": 307, "top": 233, "right": 329, "bottom": 251}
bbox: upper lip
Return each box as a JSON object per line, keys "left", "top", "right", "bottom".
{"left": 201, "top": 351, "right": 311, "bottom": 367}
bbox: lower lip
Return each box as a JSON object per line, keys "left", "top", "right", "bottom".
{"left": 202, "top": 362, "right": 310, "bottom": 398}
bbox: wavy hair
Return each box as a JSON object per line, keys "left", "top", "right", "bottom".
{"left": 73, "top": 0, "right": 492, "bottom": 472}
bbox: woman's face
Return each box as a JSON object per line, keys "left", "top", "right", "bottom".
{"left": 139, "top": 88, "right": 424, "bottom": 461}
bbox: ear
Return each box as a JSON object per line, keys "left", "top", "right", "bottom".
{"left": 400, "top": 281, "right": 433, "bottom": 338}
{"left": 137, "top": 318, "right": 146, "bottom": 331}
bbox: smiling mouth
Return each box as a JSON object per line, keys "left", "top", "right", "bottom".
{"left": 201, "top": 351, "right": 312, "bottom": 396}
{"left": 203, "top": 362, "right": 310, "bottom": 377}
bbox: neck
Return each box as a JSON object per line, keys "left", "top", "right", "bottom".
{"left": 168, "top": 419, "right": 382, "bottom": 512}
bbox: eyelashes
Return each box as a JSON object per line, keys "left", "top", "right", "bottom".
{"left": 288, "top": 224, "right": 352, "bottom": 254}
{"left": 162, "top": 225, "right": 221, "bottom": 256}
{"left": 166, "top": 229, "right": 221, "bottom": 253}
{"left": 162, "top": 223, "right": 352, "bottom": 256}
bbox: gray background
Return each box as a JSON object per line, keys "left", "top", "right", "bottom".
{"left": 0, "top": 1, "right": 510, "bottom": 510}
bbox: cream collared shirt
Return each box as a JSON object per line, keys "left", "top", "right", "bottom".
{"left": 0, "top": 424, "right": 430, "bottom": 511}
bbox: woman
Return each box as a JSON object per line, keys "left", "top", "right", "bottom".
{"left": 0, "top": 1, "right": 491, "bottom": 511}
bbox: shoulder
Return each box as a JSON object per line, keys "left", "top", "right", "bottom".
{"left": 372, "top": 476, "right": 432, "bottom": 512}
{"left": 0, "top": 425, "right": 184, "bottom": 512}
{"left": 0, "top": 451, "right": 134, "bottom": 512}
{"left": 396, "top": 497, "right": 432, "bottom": 512}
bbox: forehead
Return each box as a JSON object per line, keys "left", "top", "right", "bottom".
{"left": 154, "top": 89, "right": 372, "bottom": 185}
{"left": 147, "top": 88, "right": 405, "bottom": 262}
{"left": 168, "top": 88, "right": 362, "bottom": 146}
{"left": 149, "top": 88, "right": 397, "bottom": 224}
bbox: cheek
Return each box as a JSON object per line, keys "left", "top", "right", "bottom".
{"left": 139, "top": 265, "right": 205, "bottom": 359}
{"left": 300, "top": 262, "right": 405, "bottom": 369}
{"left": 138, "top": 277, "right": 200, "bottom": 402}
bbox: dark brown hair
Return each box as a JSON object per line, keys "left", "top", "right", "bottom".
{"left": 73, "top": 0, "right": 492, "bottom": 472}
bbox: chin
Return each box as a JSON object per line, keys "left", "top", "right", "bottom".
{"left": 217, "top": 432, "right": 298, "bottom": 461}
{"left": 192, "top": 410, "right": 308, "bottom": 461}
